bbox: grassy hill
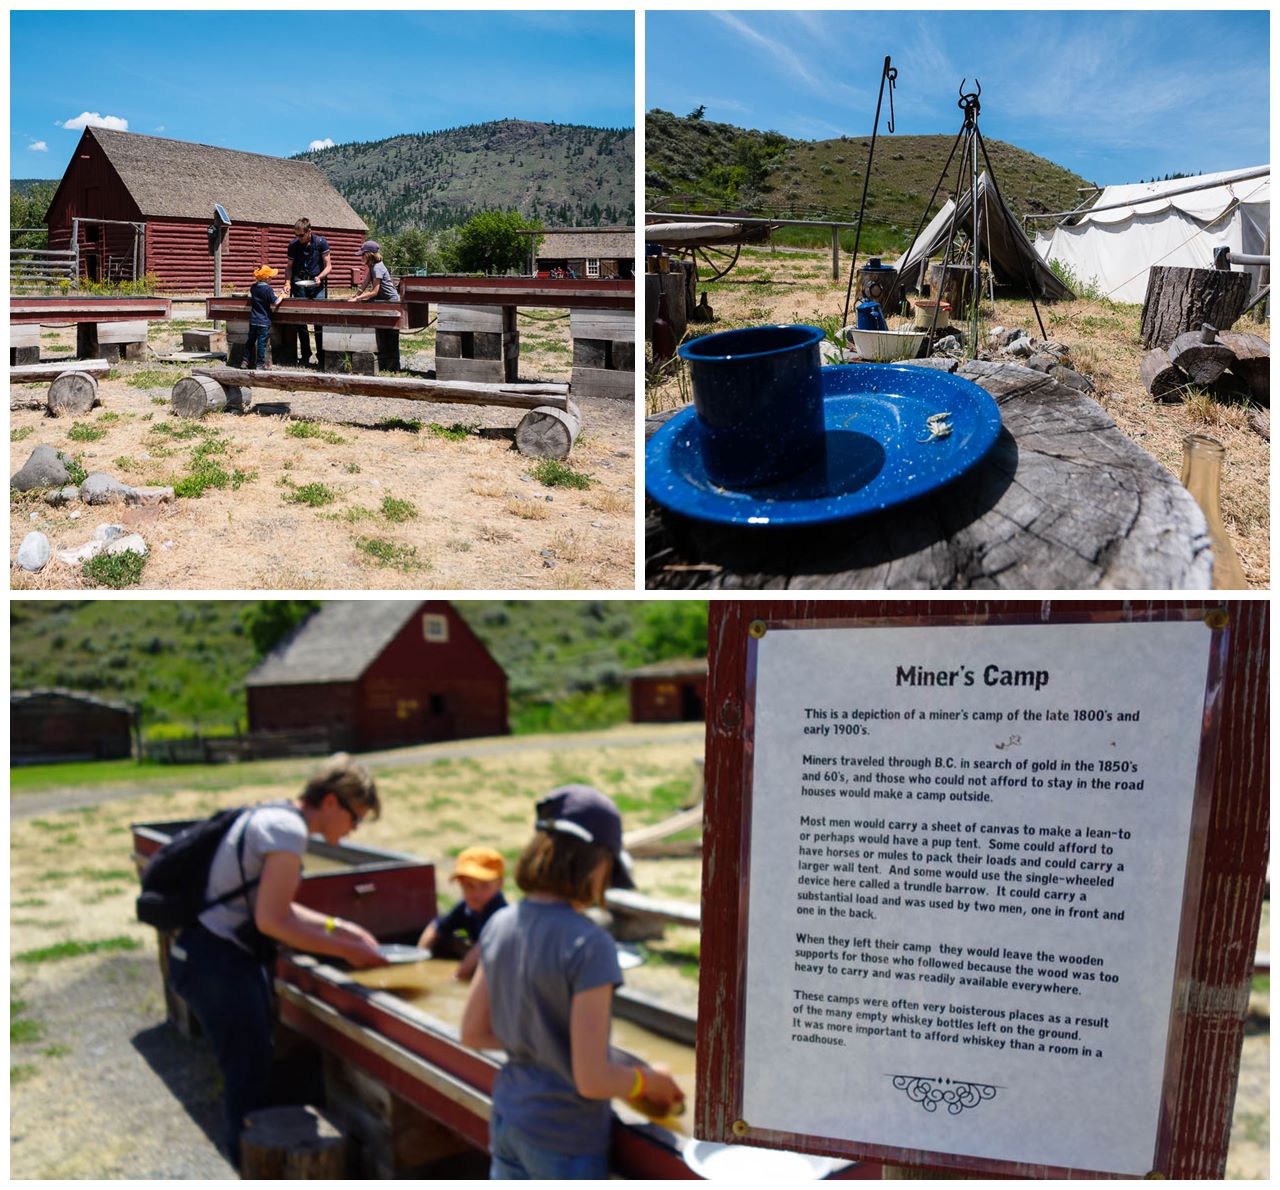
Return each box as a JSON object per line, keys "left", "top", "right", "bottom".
{"left": 296, "top": 119, "right": 635, "bottom": 234}
{"left": 9, "top": 601, "right": 707, "bottom": 740}
{"left": 646, "top": 109, "right": 1091, "bottom": 253}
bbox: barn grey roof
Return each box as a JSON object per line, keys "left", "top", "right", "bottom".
{"left": 539, "top": 228, "right": 635, "bottom": 259}
{"left": 11, "top": 687, "right": 134, "bottom": 713}
{"left": 84, "top": 128, "right": 367, "bottom": 230}
{"left": 246, "top": 602, "right": 426, "bottom": 687}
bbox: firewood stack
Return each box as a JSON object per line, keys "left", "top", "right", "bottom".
{"left": 1138, "top": 265, "right": 1269, "bottom": 407}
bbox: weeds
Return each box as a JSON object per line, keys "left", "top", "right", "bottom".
{"left": 14, "top": 936, "right": 142, "bottom": 963}
{"left": 83, "top": 551, "right": 147, "bottom": 589}
{"left": 128, "top": 369, "right": 184, "bottom": 390}
{"left": 427, "top": 421, "right": 478, "bottom": 441}
{"left": 377, "top": 417, "right": 422, "bottom": 433}
{"left": 286, "top": 420, "right": 347, "bottom": 444}
{"left": 380, "top": 496, "right": 417, "bottom": 523}
{"left": 355, "top": 536, "right": 423, "bottom": 570}
{"left": 11, "top": 426, "right": 34, "bottom": 442}
{"left": 283, "top": 481, "right": 337, "bottom": 507}
{"left": 530, "top": 458, "right": 592, "bottom": 489}
{"left": 66, "top": 422, "right": 107, "bottom": 443}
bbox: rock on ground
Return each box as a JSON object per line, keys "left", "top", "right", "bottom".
{"left": 11, "top": 445, "right": 72, "bottom": 491}
{"left": 15, "top": 530, "right": 51, "bottom": 571}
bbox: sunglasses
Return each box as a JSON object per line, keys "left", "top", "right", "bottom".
{"left": 333, "top": 793, "right": 364, "bottom": 830}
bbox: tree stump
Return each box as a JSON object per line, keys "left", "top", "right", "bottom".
{"left": 515, "top": 401, "right": 582, "bottom": 459}
{"left": 171, "top": 375, "right": 250, "bottom": 418}
{"left": 1140, "top": 265, "right": 1250, "bottom": 348}
{"left": 1217, "top": 330, "right": 1270, "bottom": 403}
{"left": 239, "top": 1105, "right": 347, "bottom": 1179}
{"left": 1167, "top": 326, "right": 1234, "bottom": 386}
{"left": 1139, "top": 347, "right": 1188, "bottom": 402}
{"left": 46, "top": 370, "right": 98, "bottom": 417}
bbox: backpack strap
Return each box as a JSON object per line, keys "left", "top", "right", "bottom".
{"left": 231, "top": 802, "right": 307, "bottom": 915}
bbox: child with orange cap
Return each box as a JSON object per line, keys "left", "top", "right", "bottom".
{"left": 247, "top": 265, "right": 283, "bottom": 370}
{"left": 417, "top": 846, "right": 507, "bottom": 981}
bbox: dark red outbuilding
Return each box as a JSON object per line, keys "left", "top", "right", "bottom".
{"left": 626, "top": 659, "right": 708, "bottom": 723}
{"left": 11, "top": 688, "right": 136, "bottom": 764}
{"left": 45, "top": 127, "right": 368, "bottom": 293}
{"left": 245, "top": 602, "right": 508, "bottom": 751}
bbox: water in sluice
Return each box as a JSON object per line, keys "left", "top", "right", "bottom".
{"left": 353, "top": 957, "right": 696, "bottom": 1132}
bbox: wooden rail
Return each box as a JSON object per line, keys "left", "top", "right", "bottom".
{"left": 205, "top": 298, "right": 406, "bottom": 329}
{"left": 10, "top": 296, "right": 172, "bottom": 323}
{"left": 398, "top": 275, "right": 634, "bottom": 310}
{"left": 194, "top": 366, "right": 571, "bottom": 412}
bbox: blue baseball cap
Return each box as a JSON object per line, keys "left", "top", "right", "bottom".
{"left": 535, "top": 784, "right": 635, "bottom": 889}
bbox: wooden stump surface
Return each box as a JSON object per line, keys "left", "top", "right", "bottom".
{"left": 46, "top": 371, "right": 98, "bottom": 416}
{"left": 240, "top": 1104, "right": 347, "bottom": 1179}
{"left": 1140, "top": 265, "right": 1250, "bottom": 348}
{"left": 645, "top": 359, "right": 1213, "bottom": 590}
{"left": 514, "top": 402, "right": 582, "bottom": 460}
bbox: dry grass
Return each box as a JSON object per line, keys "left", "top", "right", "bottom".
{"left": 647, "top": 246, "right": 1269, "bottom": 586}
{"left": 12, "top": 314, "right": 635, "bottom": 591}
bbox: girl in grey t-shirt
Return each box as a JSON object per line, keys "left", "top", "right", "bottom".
{"left": 461, "top": 785, "right": 684, "bottom": 1179}
{"left": 349, "top": 240, "right": 401, "bottom": 303}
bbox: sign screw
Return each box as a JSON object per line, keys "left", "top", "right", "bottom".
{"left": 748, "top": 620, "right": 768, "bottom": 639}
{"left": 1203, "top": 608, "right": 1229, "bottom": 630}
{"left": 731, "top": 1119, "right": 750, "bottom": 1136}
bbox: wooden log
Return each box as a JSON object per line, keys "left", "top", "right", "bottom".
{"left": 1167, "top": 326, "right": 1235, "bottom": 386}
{"left": 1139, "top": 347, "right": 1190, "bottom": 402}
{"left": 46, "top": 370, "right": 98, "bottom": 416}
{"left": 1247, "top": 410, "right": 1269, "bottom": 440}
{"left": 514, "top": 401, "right": 582, "bottom": 459}
{"left": 195, "top": 366, "right": 570, "bottom": 411}
{"left": 10, "top": 358, "right": 111, "bottom": 384}
{"left": 645, "top": 271, "right": 688, "bottom": 343}
{"left": 1217, "top": 330, "right": 1269, "bottom": 403}
{"left": 239, "top": 1105, "right": 347, "bottom": 1179}
{"left": 1140, "top": 265, "right": 1251, "bottom": 348}
{"left": 171, "top": 375, "right": 250, "bottom": 418}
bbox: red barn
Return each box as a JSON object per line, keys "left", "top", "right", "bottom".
{"left": 245, "top": 602, "right": 508, "bottom": 751}
{"left": 45, "top": 127, "right": 368, "bottom": 293}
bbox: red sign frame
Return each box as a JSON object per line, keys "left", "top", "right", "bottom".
{"left": 696, "top": 600, "right": 1267, "bottom": 1179}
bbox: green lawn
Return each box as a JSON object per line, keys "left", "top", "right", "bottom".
{"left": 9, "top": 755, "right": 310, "bottom": 798}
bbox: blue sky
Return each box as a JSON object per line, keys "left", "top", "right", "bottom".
{"left": 11, "top": 10, "right": 635, "bottom": 178}
{"left": 646, "top": 11, "right": 1269, "bottom": 185}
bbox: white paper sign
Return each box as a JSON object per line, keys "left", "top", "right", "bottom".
{"left": 742, "top": 619, "right": 1214, "bottom": 1175}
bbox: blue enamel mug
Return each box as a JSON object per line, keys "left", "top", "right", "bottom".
{"left": 677, "top": 324, "right": 826, "bottom": 488}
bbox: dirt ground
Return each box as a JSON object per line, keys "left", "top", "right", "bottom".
{"left": 646, "top": 247, "right": 1270, "bottom": 587}
{"left": 11, "top": 308, "right": 635, "bottom": 590}
{"left": 8, "top": 729, "right": 1267, "bottom": 1178}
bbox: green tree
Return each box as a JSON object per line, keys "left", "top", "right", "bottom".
{"left": 447, "top": 209, "right": 543, "bottom": 274}
{"left": 10, "top": 182, "right": 54, "bottom": 251}
{"left": 242, "top": 601, "right": 320, "bottom": 657}
{"left": 619, "top": 602, "right": 709, "bottom": 666}
{"left": 688, "top": 105, "right": 706, "bottom": 121}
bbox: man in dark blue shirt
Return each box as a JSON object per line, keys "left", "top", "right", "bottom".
{"left": 285, "top": 217, "right": 331, "bottom": 364}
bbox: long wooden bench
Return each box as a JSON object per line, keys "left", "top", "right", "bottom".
{"left": 10, "top": 296, "right": 173, "bottom": 364}
{"left": 176, "top": 366, "right": 583, "bottom": 459}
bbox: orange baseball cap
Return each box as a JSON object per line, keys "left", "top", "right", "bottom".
{"left": 253, "top": 265, "right": 279, "bottom": 280}
{"left": 452, "top": 847, "right": 505, "bottom": 882}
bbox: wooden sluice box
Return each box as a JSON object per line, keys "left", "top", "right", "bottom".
{"left": 131, "top": 819, "right": 874, "bottom": 1178}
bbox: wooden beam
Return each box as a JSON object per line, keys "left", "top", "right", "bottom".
{"left": 10, "top": 297, "right": 171, "bottom": 323}
{"left": 10, "top": 359, "right": 111, "bottom": 383}
{"left": 195, "top": 366, "right": 570, "bottom": 411}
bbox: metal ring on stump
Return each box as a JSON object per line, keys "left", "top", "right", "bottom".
{"left": 239, "top": 1104, "right": 347, "bottom": 1179}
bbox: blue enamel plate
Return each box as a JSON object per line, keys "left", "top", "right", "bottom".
{"left": 645, "top": 364, "right": 1002, "bottom": 527}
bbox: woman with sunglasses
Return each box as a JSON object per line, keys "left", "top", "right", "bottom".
{"left": 167, "top": 753, "right": 387, "bottom": 1165}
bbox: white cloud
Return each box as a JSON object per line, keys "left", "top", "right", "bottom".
{"left": 308, "top": 137, "right": 336, "bottom": 151}
{"left": 155, "top": 125, "right": 166, "bottom": 133}
{"left": 59, "top": 111, "right": 129, "bottom": 132}
{"left": 28, "top": 140, "right": 48, "bottom": 152}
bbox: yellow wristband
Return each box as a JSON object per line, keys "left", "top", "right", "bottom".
{"left": 628, "top": 1066, "right": 646, "bottom": 1100}
{"left": 325, "top": 916, "right": 337, "bottom": 934}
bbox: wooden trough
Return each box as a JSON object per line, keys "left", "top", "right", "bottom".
{"left": 175, "top": 366, "right": 583, "bottom": 459}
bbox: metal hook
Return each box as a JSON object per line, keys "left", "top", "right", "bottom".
{"left": 885, "top": 61, "right": 898, "bottom": 134}
{"left": 957, "top": 78, "right": 981, "bottom": 128}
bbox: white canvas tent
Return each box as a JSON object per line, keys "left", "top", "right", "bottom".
{"left": 893, "top": 171, "right": 1075, "bottom": 302}
{"left": 1032, "top": 166, "right": 1270, "bottom": 304}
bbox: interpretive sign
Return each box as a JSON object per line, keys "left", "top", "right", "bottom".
{"left": 722, "top": 612, "right": 1233, "bottom": 1178}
